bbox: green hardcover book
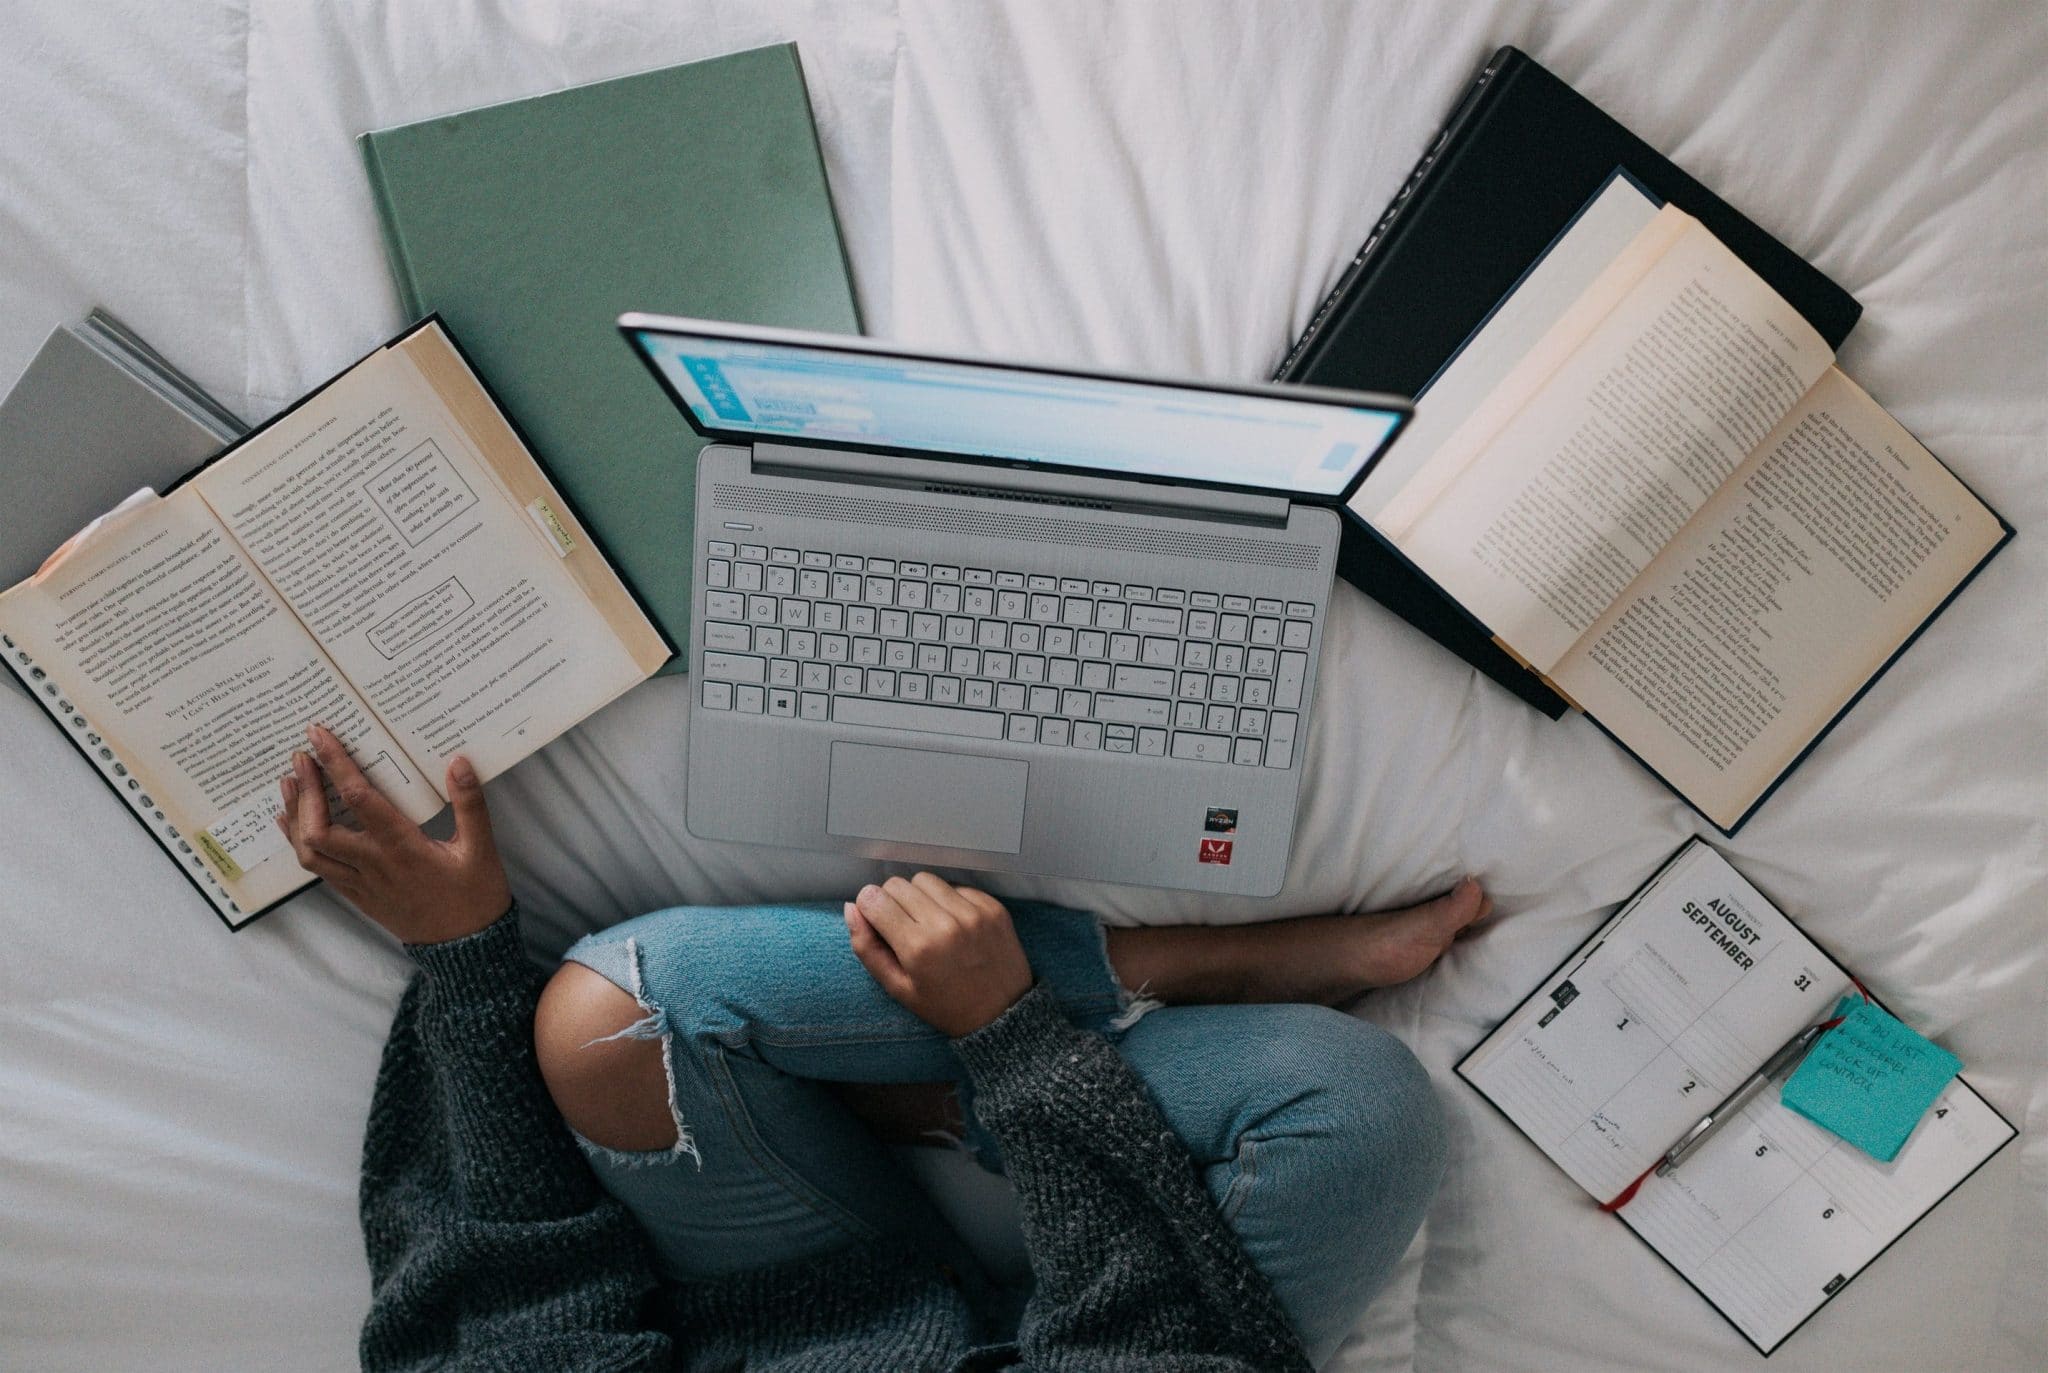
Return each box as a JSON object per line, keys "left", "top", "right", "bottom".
{"left": 359, "top": 43, "right": 862, "bottom": 665}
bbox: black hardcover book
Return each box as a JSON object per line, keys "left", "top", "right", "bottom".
{"left": 1276, "top": 46, "right": 1863, "bottom": 716}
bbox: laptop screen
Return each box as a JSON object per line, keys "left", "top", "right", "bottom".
{"left": 624, "top": 323, "right": 1406, "bottom": 499}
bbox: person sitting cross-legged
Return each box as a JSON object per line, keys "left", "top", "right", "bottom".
{"left": 281, "top": 723, "right": 1487, "bottom": 1371}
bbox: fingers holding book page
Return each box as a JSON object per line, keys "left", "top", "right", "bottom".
{"left": 278, "top": 724, "right": 510, "bottom": 945}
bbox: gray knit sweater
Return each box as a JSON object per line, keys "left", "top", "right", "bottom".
{"left": 357, "top": 910, "right": 1313, "bottom": 1371}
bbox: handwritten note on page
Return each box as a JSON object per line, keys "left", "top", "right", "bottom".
{"left": 1781, "top": 998, "right": 1961, "bottom": 1162}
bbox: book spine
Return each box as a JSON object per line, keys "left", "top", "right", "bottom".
{"left": 1273, "top": 49, "right": 1513, "bottom": 382}
{"left": 1, "top": 633, "right": 247, "bottom": 928}
{"left": 80, "top": 310, "right": 246, "bottom": 439}
{"left": 359, "top": 133, "right": 426, "bottom": 320}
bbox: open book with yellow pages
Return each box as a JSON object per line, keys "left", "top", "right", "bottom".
{"left": 1352, "top": 173, "right": 2011, "bottom": 832}
{"left": 0, "top": 319, "right": 669, "bottom": 927}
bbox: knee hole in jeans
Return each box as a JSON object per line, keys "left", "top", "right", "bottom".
{"left": 536, "top": 961, "right": 680, "bottom": 1152}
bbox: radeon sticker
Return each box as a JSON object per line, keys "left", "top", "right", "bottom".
{"left": 1204, "top": 807, "right": 1238, "bottom": 834}
{"left": 1198, "top": 839, "right": 1234, "bottom": 865}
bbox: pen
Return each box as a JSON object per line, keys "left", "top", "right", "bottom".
{"left": 1656, "top": 1022, "right": 1828, "bottom": 1177}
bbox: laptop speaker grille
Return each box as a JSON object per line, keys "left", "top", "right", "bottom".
{"left": 919, "top": 481, "right": 1112, "bottom": 512}
{"left": 712, "top": 484, "right": 1317, "bottom": 568}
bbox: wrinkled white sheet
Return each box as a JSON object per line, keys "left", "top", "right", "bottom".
{"left": 2, "top": 2, "right": 2042, "bottom": 1369}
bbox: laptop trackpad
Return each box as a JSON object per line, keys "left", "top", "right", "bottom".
{"left": 826, "top": 743, "right": 1028, "bottom": 853}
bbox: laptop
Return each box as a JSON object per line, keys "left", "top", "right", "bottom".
{"left": 620, "top": 316, "right": 1409, "bottom": 897}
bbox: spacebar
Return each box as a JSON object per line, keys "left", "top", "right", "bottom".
{"left": 833, "top": 696, "right": 1007, "bottom": 740}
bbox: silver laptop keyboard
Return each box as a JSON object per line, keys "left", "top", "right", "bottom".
{"left": 696, "top": 541, "right": 1313, "bottom": 768}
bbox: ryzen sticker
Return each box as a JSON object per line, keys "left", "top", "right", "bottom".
{"left": 1198, "top": 839, "right": 1234, "bottom": 865}
{"left": 1204, "top": 807, "right": 1238, "bottom": 834}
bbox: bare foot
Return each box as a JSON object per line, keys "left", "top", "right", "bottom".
{"left": 1348, "top": 877, "right": 1493, "bottom": 989}
{"left": 1105, "top": 879, "right": 1498, "bottom": 1009}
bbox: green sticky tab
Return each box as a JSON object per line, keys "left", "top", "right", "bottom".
{"left": 1781, "top": 997, "right": 1961, "bottom": 1162}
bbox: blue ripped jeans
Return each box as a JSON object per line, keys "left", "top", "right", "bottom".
{"left": 563, "top": 902, "right": 1445, "bottom": 1367}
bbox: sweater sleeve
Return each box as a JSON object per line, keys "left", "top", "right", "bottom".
{"left": 953, "top": 987, "right": 1311, "bottom": 1373}
{"left": 357, "top": 908, "right": 672, "bottom": 1372}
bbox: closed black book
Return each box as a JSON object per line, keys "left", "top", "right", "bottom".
{"left": 1277, "top": 46, "right": 1862, "bottom": 716}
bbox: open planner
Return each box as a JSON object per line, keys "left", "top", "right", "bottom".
{"left": 0, "top": 319, "right": 670, "bottom": 928}
{"left": 1458, "top": 840, "right": 2015, "bottom": 1354}
{"left": 1353, "top": 172, "right": 2011, "bottom": 831}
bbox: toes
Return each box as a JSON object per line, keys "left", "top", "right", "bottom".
{"left": 1445, "top": 877, "right": 1493, "bottom": 934}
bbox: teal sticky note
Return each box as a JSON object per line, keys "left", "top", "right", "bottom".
{"left": 1781, "top": 997, "right": 1962, "bottom": 1162}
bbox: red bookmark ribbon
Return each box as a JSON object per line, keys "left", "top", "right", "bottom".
{"left": 1600, "top": 1163, "right": 1657, "bottom": 1213}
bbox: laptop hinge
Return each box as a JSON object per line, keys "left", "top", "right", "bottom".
{"left": 748, "top": 443, "right": 1293, "bottom": 525}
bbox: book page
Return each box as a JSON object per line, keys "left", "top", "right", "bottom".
{"left": 1621, "top": 1076, "right": 2011, "bottom": 1353}
{"left": 0, "top": 490, "right": 440, "bottom": 912}
{"left": 1551, "top": 369, "right": 2007, "bottom": 829}
{"left": 1388, "top": 210, "right": 1834, "bottom": 670}
{"left": 1459, "top": 842, "right": 1851, "bottom": 1199}
{"left": 191, "top": 330, "right": 662, "bottom": 787}
{"left": 1350, "top": 174, "right": 1661, "bottom": 523}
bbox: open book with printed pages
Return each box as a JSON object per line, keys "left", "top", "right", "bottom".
{"left": 0, "top": 318, "right": 669, "bottom": 929}
{"left": 1353, "top": 172, "right": 2011, "bottom": 832}
{"left": 1458, "top": 839, "right": 2016, "bottom": 1356}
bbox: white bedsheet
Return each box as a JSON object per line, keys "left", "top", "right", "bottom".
{"left": 2, "top": 2, "right": 2042, "bottom": 1369}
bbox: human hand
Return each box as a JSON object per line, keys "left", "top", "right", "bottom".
{"left": 843, "top": 873, "right": 1032, "bottom": 1037}
{"left": 278, "top": 724, "right": 511, "bottom": 945}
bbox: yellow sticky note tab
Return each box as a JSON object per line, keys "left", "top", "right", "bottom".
{"left": 195, "top": 830, "right": 244, "bottom": 881}
{"left": 527, "top": 498, "right": 576, "bottom": 557}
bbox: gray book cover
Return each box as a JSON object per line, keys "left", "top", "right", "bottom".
{"left": 1, "top": 313, "right": 243, "bottom": 702}
{"left": 0, "top": 315, "right": 240, "bottom": 592}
